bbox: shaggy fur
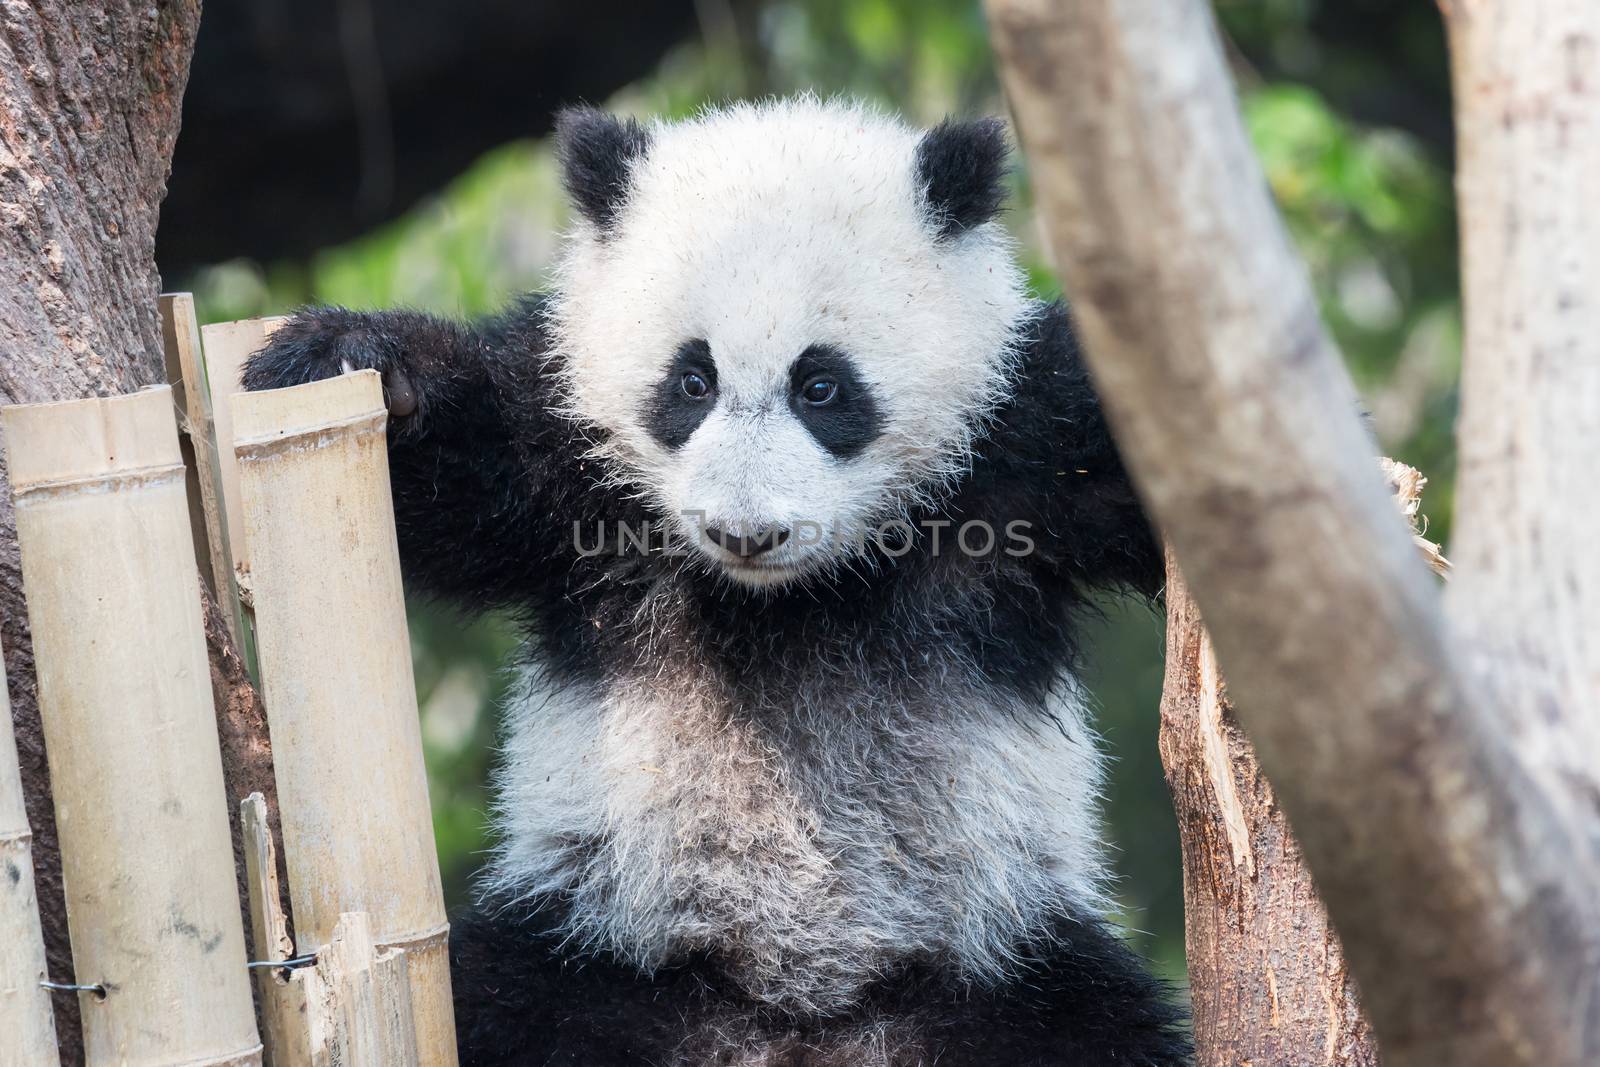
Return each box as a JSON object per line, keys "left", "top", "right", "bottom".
{"left": 487, "top": 662, "right": 1109, "bottom": 1016}
{"left": 244, "top": 97, "right": 1188, "bottom": 1066}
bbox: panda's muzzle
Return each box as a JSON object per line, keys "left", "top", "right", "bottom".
{"left": 704, "top": 525, "right": 791, "bottom": 558}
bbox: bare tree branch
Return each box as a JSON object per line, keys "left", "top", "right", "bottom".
{"left": 984, "top": 0, "right": 1600, "bottom": 1062}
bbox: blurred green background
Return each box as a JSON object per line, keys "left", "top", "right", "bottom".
{"left": 177, "top": 0, "right": 1461, "bottom": 987}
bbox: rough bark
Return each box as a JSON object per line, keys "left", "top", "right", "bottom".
{"left": 1160, "top": 550, "right": 1378, "bottom": 1067}
{"left": 0, "top": 3, "right": 202, "bottom": 1062}
{"left": 985, "top": 1, "right": 1600, "bottom": 1064}
{"left": 205, "top": 594, "right": 292, "bottom": 953}
{"left": 1161, "top": 463, "right": 1445, "bottom": 1066}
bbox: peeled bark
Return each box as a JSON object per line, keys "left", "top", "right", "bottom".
{"left": 0, "top": 4, "right": 203, "bottom": 1061}
{"left": 986, "top": 0, "right": 1600, "bottom": 1063}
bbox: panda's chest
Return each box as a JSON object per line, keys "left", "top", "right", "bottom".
{"left": 489, "top": 663, "right": 1107, "bottom": 1013}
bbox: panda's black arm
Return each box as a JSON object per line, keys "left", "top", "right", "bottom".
{"left": 970, "top": 301, "right": 1164, "bottom": 598}
{"left": 242, "top": 303, "right": 566, "bottom": 611}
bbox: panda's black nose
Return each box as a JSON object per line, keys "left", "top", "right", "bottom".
{"left": 705, "top": 526, "right": 790, "bottom": 558}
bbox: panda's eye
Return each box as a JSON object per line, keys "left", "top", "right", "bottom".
{"left": 680, "top": 372, "right": 711, "bottom": 400}
{"left": 801, "top": 378, "right": 838, "bottom": 406}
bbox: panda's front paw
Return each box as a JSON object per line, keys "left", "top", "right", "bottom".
{"left": 242, "top": 307, "right": 420, "bottom": 418}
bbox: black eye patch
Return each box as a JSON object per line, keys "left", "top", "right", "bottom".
{"left": 788, "top": 345, "right": 883, "bottom": 459}
{"left": 644, "top": 339, "right": 717, "bottom": 450}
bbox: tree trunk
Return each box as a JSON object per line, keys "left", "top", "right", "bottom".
{"left": 1440, "top": 0, "right": 1600, "bottom": 905}
{"left": 0, "top": 4, "right": 203, "bottom": 1062}
{"left": 1160, "top": 463, "right": 1444, "bottom": 1066}
{"left": 1161, "top": 554, "right": 1379, "bottom": 1067}
{"left": 985, "top": 0, "right": 1600, "bottom": 1064}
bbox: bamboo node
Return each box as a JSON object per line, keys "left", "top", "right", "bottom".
{"left": 10, "top": 461, "right": 187, "bottom": 501}
{"left": 233, "top": 409, "right": 387, "bottom": 459}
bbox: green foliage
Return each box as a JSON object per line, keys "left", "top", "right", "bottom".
{"left": 408, "top": 605, "right": 521, "bottom": 904}
{"left": 185, "top": 1, "right": 1463, "bottom": 974}
{"left": 194, "top": 143, "right": 565, "bottom": 323}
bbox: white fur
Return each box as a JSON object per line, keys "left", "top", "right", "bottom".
{"left": 547, "top": 96, "right": 1029, "bottom": 585}
{"left": 486, "top": 659, "right": 1110, "bottom": 1015}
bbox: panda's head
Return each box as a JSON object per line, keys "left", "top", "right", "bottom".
{"left": 549, "top": 97, "right": 1028, "bottom": 587}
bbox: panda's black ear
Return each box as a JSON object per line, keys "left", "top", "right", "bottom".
{"left": 915, "top": 117, "right": 1010, "bottom": 240}
{"left": 555, "top": 107, "right": 652, "bottom": 235}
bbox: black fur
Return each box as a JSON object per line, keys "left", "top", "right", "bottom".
{"left": 244, "top": 297, "right": 1177, "bottom": 1064}
{"left": 556, "top": 107, "right": 653, "bottom": 233}
{"left": 915, "top": 118, "right": 1010, "bottom": 239}
{"left": 788, "top": 344, "right": 884, "bottom": 458}
{"left": 448, "top": 904, "right": 708, "bottom": 1066}
{"left": 644, "top": 338, "right": 718, "bottom": 449}
{"left": 451, "top": 901, "right": 1190, "bottom": 1067}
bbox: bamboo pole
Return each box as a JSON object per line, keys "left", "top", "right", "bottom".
{"left": 2, "top": 387, "right": 261, "bottom": 1066}
{"left": 161, "top": 294, "right": 247, "bottom": 649}
{"left": 163, "top": 297, "right": 291, "bottom": 1026}
{"left": 195, "top": 316, "right": 287, "bottom": 687}
{"left": 0, "top": 650, "right": 59, "bottom": 1066}
{"left": 199, "top": 316, "right": 287, "bottom": 604}
{"left": 231, "top": 370, "right": 456, "bottom": 1065}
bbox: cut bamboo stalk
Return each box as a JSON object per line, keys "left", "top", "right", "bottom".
{"left": 231, "top": 370, "right": 456, "bottom": 1065}
{"left": 198, "top": 316, "right": 287, "bottom": 608}
{"left": 2, "top": 387, "right": 262, "bottom": 1067}
{"left": 240, "top": 794, "right": 309, "bottom": 1067}
{"left": 162, "top": 294, "right": 247, "bottom": 651}
{"left": 159, "top": 300, "right": 218, "bottom": 610}
{"left": 0, "top": 650, "right": 60, "bottom": 1066}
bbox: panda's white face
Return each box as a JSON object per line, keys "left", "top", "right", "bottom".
{"left": 550, "top": 99, "right": 1028, "bottom": 586}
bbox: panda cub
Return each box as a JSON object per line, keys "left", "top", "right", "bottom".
{"left": 246, "top": 97, "right": 1190, "bottom": 1067}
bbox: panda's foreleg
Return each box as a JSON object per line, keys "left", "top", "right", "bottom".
{"left": 243, "top": 305, "right": 555, "bottom": 610}
{"left": 241, "top": 305, "right": 489, "bottom": 413}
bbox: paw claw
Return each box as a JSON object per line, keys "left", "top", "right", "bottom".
{"left": 385, "top": 370, "right": 419, "bottom": 418}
